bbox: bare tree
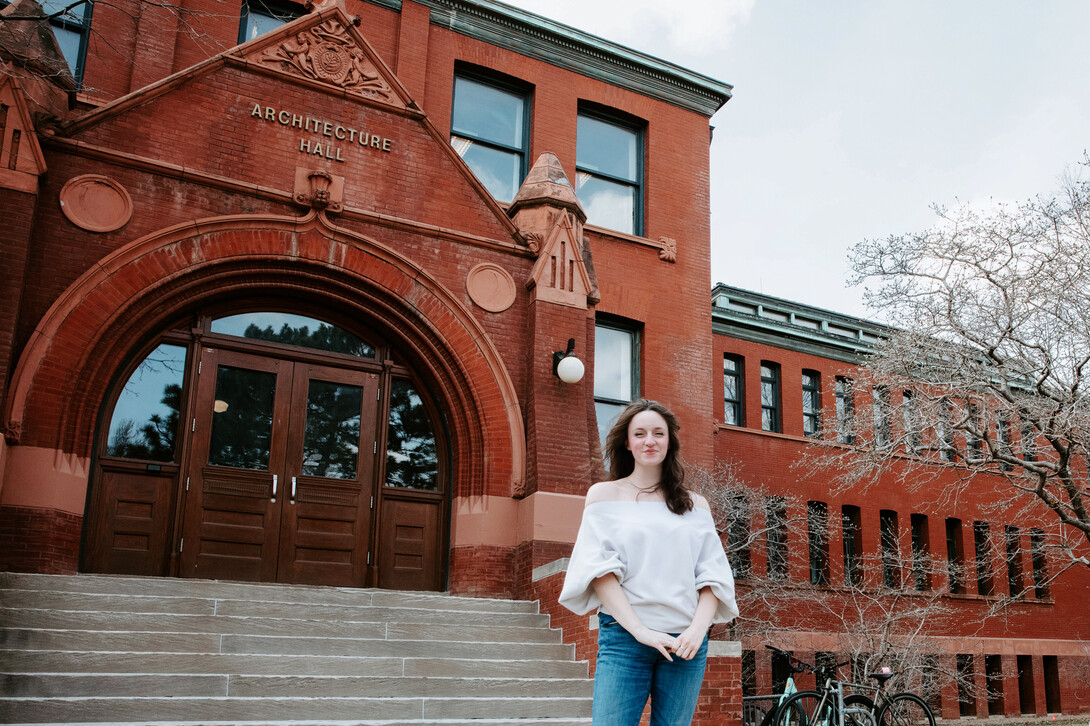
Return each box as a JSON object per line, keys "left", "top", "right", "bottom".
{"left": 809, "top": 157, "right": 1090, "bottom": 570}
{"left": 692, "top": 464, "right": 979, "bottom": 703}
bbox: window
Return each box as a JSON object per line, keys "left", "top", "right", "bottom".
{"left": 723, "top": 354, "right": 745, "bottom": 426}
{"left": 985, "top": 655, "right": 1004, "bottom": 716}
{"left": 872, "top": 386, "right": 891, "bottom": 448}
{"left": 594, "top": 319, "right": 639, "bottom": 446}
{"left": 880, "top": 510, "right": 900, "bottom": 588}
{"left": 239, "top": 0, "right": 303, "bottom": 43}
{"left": 835, "top": 376, "right": 854, "bottom": 444}
{"left": 27, "top": 0, "right": 94, "bottom": 85}
{"left": 802, "top": 370, "right": 820, "bottom": 437}
{"left": 1021, "top": 418, "right": 1036, "bottom": 462}
{"left": 105, "top": 343, "right": 188, "bottom": 462}
{"left": 576, "top": 106, "right": 643, "bottom": 235}
{"left": 450, "top": 69, "right": 531, "bottom": 203}
{"left": 939, "top": 398, "right": 957, "bottom": 462}
{"left": 842, "top": 505, "right": 863, "bottom": 587}
{"left": 946, "top": 518, "right": 965, "bottom": 594}
{"left": 911, "top": 513, "right": 931, "bottom": 591}
{"left": 760, "top": 362, "right": 781, "bottom": 433}
{"left": 956, "top": 654, "right": 976, "bottom": 717}
{"left": 967, "top": 401, "right": 984, "bottom": 461}
{"left": 902, "top": 390, "right": 921, "bottom": 454}
{"left": 973, "top": 521, "right": 994, "bottom": 596}
{"left": 1005, "top": 525, "right": 1024, "bottom": 596}
{"left": 727, "top": 493, "right": 751, "bottom": 578}
{"left": 766, "top": 496, "right": 788, "bottom": 580}
{"left": 996, "top": 417, "right": 1013, "bottom": 471}
{"left": 1030, "top": 528, "right": 1049, "bottom": 598}
{"left": 807, "top": 501, "right": 829, "bottom": 586}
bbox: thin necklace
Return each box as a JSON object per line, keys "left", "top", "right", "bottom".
{"left": 628, "top": 480, "right": 660, "bottom": 493}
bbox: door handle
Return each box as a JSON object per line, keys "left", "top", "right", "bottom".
{"left": 271, "top": 474, "right": 277, "bottom": 502}
{"left": 291, "top": 476, "right": 297, "bottom": 503}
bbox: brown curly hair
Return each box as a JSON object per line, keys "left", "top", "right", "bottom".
{"left": 604, "top": 399, "right": 692, "bottom": 515}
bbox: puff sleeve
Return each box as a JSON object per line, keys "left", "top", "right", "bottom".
{"left": 558, "top": 506, "right": 626, "bottom": 615}
{"left": 692, "top": 509, "right": 739, "bottom": 623}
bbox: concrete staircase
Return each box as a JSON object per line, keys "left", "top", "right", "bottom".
{"left": 0, "top": 572, "right": 592, "bottom": 725}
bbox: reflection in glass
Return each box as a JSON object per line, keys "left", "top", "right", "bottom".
{"left": 301, "top": 380, "right": 362, "bottom": 479}
{"left": 451, "top": 137, "right": 522, "bottom": 203}
{"left": 596, "top": 401, "right": 624, "bottom": 453}
{"left": 107, "top": 343, "right": 187, "bottom": 462}
{"left": 211, "top": 312, "right": 375, "bottom": 358}
{"left": 594, "top": 326, "right": 634, "bottom": 402}
{"left": 385, "top": 380, "right": 439, "bottom": 490}
{"left": 451, "top": 76, "right": 525, "bottom": 148}
{"left": 577, "top": 115, "right": 637, "bottom": 181}
{"left": 208, "top": 366, "right": 276, "bottom": 470}
{"left": 575, "top": 174, "right": 636, "bottom": 234}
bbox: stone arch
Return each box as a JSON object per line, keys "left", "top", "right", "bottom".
{"left": 4, "top": 211, "right": 525, "bottom": 500}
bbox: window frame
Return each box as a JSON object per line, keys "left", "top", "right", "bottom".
{"left": 946, "top": 517, "right": 966, "bottom": 594}
{"left": 1030, "top": 528, "right": 1049, "bottom": 598}
{"left": 1005, "top": 525, "right": 1024, "bottom": 596}
{"left": 802, "top": 369, "right": 821, "bottom": 438}
{"left": 842, "top": 504, "right": 863, "bottom": 587}
{"left": 807, "top": 500, "right": 830, "bottom": 586}
{"left": 880, "top": 509, "right": 900, "bottom": 588}
{"left": 238, "top": 0, "right": 304, "bottom": 44}
{"left": 835, "top": 376, "right": 854, "bottom": 444}
{"left": 593, "top": 316, "right": 641, "bottom": 446}
{"left": 973, "top": 520, "right": 994, "bottom": 596}
{"left": 723, "top": 354, "right": 745, "bottom": 427}
{"left": 760, "top": 361, "right": 781, "bottom": 433}
{"left": 765, "top": 496, "right": 788, "bottom": 580}
{"left": 10, "top": 0, "right": 95, "bottom": 86}
{"left": 575, "top": 103, "right": 645, "bottom": 236}
{"left": 911, "top": 513, "right": 931, "bottom": 591}
{"left": 449, "top": 65, "right": 532, "bottom": 204}
{"left": 872, "top": 386, "right": 891, "bottom": 449}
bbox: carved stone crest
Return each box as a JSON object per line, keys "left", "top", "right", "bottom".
{"left": 658, "top": 236, "right": 678, "bottom": 263}
{"left": 257, "top": 20, "right": 397, "bottom": 103}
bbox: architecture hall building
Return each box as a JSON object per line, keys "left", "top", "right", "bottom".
{"left": 1, "top": 0, "right": 1087, "bottom": 721}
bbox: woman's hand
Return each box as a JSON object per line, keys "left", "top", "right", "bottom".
{"left": 631, "top": 625, "right": 678, "bottom": 661}
{"left": 670, "top": 623, "right": 706, "bottom": 660}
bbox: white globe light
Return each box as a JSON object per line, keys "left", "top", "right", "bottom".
{"left": 556, "top": 355, "right": 585, "bottom": 384}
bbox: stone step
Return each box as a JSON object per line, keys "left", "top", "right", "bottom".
{"left": 0, "top": 608, "right": 560, "bottom": 642}
{"left": 0, "top": 629, "right": 574, "bottom": 660}
{"left": 0, "top": 651, "right": 588, "bottom": 678}
{"left": 0, "top": 695, "right": 592, "bottom": 724}
{"left": 0, "top": 573, "right": 536, "bottom": 614}
{"left": 0, "top": 673, "right": 594, "bottom": 698}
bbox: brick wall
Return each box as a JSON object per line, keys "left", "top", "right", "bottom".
{"left": 0, "top": 506, "right": 81, "bottom": 573}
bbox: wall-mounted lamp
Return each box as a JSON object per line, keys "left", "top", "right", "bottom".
{"left": 552, "top": 338, "right": 585, "bottom": 384}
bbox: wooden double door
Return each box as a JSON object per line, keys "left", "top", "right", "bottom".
{"left": 179, "top": 347, "right": 383, "bottom": 586}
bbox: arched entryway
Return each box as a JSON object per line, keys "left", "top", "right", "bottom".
{"left": 84, "top": 309, "right": 449, "bottom": 589}
{"left": 4, "top": 212, "right": 526, "bottom": 591}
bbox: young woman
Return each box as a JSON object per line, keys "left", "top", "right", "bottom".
{"left": 559, "top": 399, "right": 738, "bottom": 726}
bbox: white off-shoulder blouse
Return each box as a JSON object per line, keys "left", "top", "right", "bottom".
{"left": 558, "top": 501, "right": 739, "bottom": 633}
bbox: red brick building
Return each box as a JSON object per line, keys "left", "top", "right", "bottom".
{"left": 711, "top": 284, "right": 1090, "bottom": 720}
{"left": 3, "top": 0, "right": 1087, "bottom": 722}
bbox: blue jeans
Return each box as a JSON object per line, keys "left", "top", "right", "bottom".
{"left": 592, "top": 612, "right": 709, "bottom": 726}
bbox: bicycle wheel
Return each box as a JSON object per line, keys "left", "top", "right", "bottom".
{"left": 875, "top": 693, "right": 936, "bottom": 726}
{"left": 776, "top": 691, "right": 836, "bottom": 726}
{"left": 842, "top": 694, "right": 876, "bottom": 726}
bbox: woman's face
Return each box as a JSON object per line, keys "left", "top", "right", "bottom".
{"left": 625, "top": 409, "right": 670, "bottom": 468}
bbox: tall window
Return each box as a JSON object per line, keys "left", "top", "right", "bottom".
{"left": 956, "top": 654, "right": 976, "bottom": 717}
{"left": 723, "top": 354, "right": 744, "bottom": 426}
{"left": 239, "top": 0, "right": 303, "bottom": 42}
{"left": 946, "top": 517, "right": 965, "bottom": 594}
{"left": 727, "top": 492, "right": 751, "bottom": 578}
{"left": 835, "top": 376, "right": 854, "bottom": 444}
{"left": 872, "top": 386, "right": 891, "bottom": 449}
{"left": 27, "top": 0, "right": 94, "bottom": 85}
{"left": 576, "top": 106, "right": 643, "bottom": 235}
{"left": 450, "top": 70, "right": 531, "bottom": 203}
{"left": 1005, "top": 525, "right": 1023, "bottom": 596}
{"left": 1030, "top": 528, "right": 1049, "bottom": 598}
{"left": 939, "top": 398, "right": 957, "bottom": 462}
{"left": 760, "top": 362, "right": 781, "bottom": 433}
{"left": 902, "top": 390, "right": 921, "bottom": 454}
{"left": 911, "top": 513, "right": 931, "bottom": 591}
{"left": 808, "top": 501, "right": 829, "bottom": 586}
{"left": 880, "top": 510, "right": 900, "bottom": 588}
{"left": 594, "top": 319, "right": 639, "bottom": 446}
{"left": 1020, "top": 418, "right": 1036, "bottom": 462}
{"left": 802, "top": 370, "right": 820, "bottom": 438}
{"left": 967, "top": 401, "right": 984, "bottom": 461}
{"left": 842, "top": 505, "right": 863, "bottom": 587}
{"left": 996, "top": 417, "right": 1013, "bottom": 471}
{"left": 974, "top": 521, "right": 994, "bottom": 596}
{"left": 766, "top": 496, "right": 788, "bottom": 580}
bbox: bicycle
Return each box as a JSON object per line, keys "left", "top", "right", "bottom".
{"left": 773, "top": 654, "right": 936, "bottom": 726}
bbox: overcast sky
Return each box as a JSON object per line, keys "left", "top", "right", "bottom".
{"left": 505, "top": 0, "right": 1090, "bottom": 320}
